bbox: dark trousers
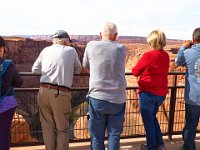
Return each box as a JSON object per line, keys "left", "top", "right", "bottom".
{"left": 182, "top": 103, "right": 200, "bottom": 150}
{"left": 0, "top": 107, "right": 16, "bottom": 150}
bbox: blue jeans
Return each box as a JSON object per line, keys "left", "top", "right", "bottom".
{"left": 182, "top": 103, "right": 200, "bottom": 150}
{"left": 88, "top": 97, "right": 126, "bottom": 150}
{"left": 139, "top": 92, "right": 165, "bottom": 150}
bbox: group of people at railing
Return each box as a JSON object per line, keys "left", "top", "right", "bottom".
{"left": 1, "top": 23, "right": 200, "bottom": 150}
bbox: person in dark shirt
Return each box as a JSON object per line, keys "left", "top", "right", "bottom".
{"left": 0, "top": 36, "right": 23, "bottom": 150}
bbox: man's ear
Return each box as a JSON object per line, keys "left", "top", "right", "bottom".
{"left": 64, "top": 40, "right": 69, "bottom": 46}
{"left": 100, "top": 32, "right": 102, "bottom": 40}
{"left": 63, "top": 41, "right": 66, "bottom": 45}
{"left": 114, "top": 33, "right": 118, "bottom": 40}
{"left": 192, "top": 38, "right": 198, "bottom": 44}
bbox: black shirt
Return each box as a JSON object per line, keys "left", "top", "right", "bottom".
{"left": 0, "top": 58, "right": 23, "bottom": 96}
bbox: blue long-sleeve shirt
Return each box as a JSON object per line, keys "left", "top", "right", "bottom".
{"left": 175, "top": 44, "right": 200, "bottom": 106}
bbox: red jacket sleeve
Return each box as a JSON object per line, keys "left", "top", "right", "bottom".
{"left": 132, "top": 53, "right": 149, "bottom": 77}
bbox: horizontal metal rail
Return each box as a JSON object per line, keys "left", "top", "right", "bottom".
{"left": 11, "top": 72, "right": 192, "bottom": 146}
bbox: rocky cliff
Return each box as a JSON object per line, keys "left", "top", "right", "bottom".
{"left": 4, "top": 37, "right": 51, "bottom": 71}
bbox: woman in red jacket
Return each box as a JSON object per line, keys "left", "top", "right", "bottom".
{"left": 132, "top": 30, "right": 169, "bottom": 150}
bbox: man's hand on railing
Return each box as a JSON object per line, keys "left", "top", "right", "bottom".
{"left": 81, "top": 67, "right": 89, "bottom": 74}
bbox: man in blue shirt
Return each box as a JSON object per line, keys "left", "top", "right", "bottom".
{"left": 175, "top": 27, "right": 200, "bottom": 150}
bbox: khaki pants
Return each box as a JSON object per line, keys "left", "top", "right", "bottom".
{"left": 37, "top": 87, "right": 71, "bottom": 150}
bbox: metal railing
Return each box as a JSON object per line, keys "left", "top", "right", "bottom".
{"left": 11, "top": 72, "right": 200, "bottom": 146}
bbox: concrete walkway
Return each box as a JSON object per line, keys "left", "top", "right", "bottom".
{"left": 11, "top": 135, "right": 200, "bottom": 150}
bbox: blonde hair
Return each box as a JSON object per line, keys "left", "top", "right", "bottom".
{"left": 101, "top": 22, "right": 118, "bottom": 38}
{"left": 147, "top": 30, "right": 166, "bottom": 50}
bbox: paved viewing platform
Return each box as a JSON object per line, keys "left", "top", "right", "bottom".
{"left": 11, "top": 135, "right": 200, "bottom": 150}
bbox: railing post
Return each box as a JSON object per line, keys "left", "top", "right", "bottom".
{"left": 168, "top": 74, "right": 177, "bottom": 140}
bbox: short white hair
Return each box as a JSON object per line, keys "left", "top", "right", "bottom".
{"left": 101, "top": 22, "right": 118, "bottom": 36}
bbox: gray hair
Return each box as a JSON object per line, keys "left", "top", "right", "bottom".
{"left": 193, "top": 27, "right": 200, "bottom": 42}
{"left": 53, "top": 38, "right": 70, "bottom": 45}
{"left": 101, "top": 22, "right": 118, "bottom": 36}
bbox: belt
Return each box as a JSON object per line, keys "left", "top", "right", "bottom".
{"left": 40, "top": 83, "right": 70, "bottom": 92}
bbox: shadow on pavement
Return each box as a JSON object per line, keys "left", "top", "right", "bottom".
{"left": 11, "top": 135, "right": 200, "bottom": 150}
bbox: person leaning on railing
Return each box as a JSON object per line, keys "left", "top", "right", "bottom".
{"left": 0, "top": 36, "right": 23, "bottom": 150}
{"left": 175, "top": 27, "right": 200, "bottom": 150}
{"left": 32, "top": 30, "right": 82, "bottom": 150}
{"left": 132, "top": 30, "right": 169, "bottom": 150}
{"left": 82, "top": 22, "right": 126, "bottom": 150}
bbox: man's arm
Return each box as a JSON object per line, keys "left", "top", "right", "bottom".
{"left": 175, "top": 46, "right": 187, "bottom": 66}
{"left": 132, "top": 53, "right": 148, "bottom": 77}
{"left": 74, "top": 50, "right": 82, "bottom": 74}
{"left": 32, "top": 52, "right": 42, "bottom": 74}
{"left": 175, "top": 40, "right": 191, "bottom": 66}
{"left": 82, "top": 46, "right": 90, "bottom": 69}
